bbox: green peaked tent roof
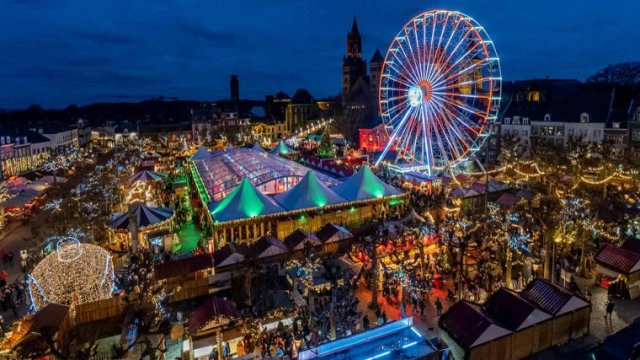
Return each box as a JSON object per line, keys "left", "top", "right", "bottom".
{"left": 331, "top": 165, "right": 402, "bottom": 201}
{"left": 273, "top": 171, "right": 346, "bottom": 210}
{"left": 270, "top": 140, "right": 295, "bottom": 155}
{"left": 189, "top": 145, "right": 212, "bottom": 161}
{"left": 208, "top": 178, "right": 285, "bottom": 222}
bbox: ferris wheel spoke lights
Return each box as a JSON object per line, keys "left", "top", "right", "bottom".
{"left": 376, "top": 10, "right": 501, "bottom": 175}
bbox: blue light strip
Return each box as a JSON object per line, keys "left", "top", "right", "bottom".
{"left": 365, "top": 350, "right": 391, "bottom": 360}
{"left": 402, "top": 341, "right": 418, "bottom": 349}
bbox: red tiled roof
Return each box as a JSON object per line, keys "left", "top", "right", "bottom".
{"left": 595, "top": 244, "right": 640, "bottom": 274}
{"left": 154, "top": 254, "right": 214, "bottom": 280}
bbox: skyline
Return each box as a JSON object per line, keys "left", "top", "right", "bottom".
{"left": 1, "top": 0, "right": 640, "bottom": 109}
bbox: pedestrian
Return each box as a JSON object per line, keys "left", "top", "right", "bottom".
{"left": 604, "top": 297, "right": 615, "bottom": 320}
{"left": 363, "top": 315, "right": 370, "bottom": 330}
{"left": 412, "top": 292, "right": 418, "bottom": 314}
{"left": 419, "top": 297, "right": 426, "bottom": 317}
{"left": 435, "top": 298, "right": 443, "bottom": 317}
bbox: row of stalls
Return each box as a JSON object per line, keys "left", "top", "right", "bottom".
{"left": 153, "top": 223, "right": 354, "bottom": 303}
{"left": 439, "top": 279, "right": 591, "bottom": 360}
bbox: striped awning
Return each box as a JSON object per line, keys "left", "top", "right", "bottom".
{"left": 129, "top": 170, "right": 167, "bottom": 185}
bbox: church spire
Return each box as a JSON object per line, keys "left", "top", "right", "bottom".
{"left": 351, "top": 17, "right": 360, "bottom": 35}
{"left": 347, "top": 17, "right": 362, "bottom": 60}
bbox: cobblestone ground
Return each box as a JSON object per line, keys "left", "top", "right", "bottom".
{"left": 574, "top": 276, "right": 640, "bottom": 340}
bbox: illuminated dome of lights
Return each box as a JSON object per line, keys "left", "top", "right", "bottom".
{"left": 27, "top": 238, "right": 114, "bottom": 310}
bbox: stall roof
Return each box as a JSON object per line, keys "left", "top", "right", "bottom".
{"left": 439, "top": 301, "right": 511, "bottom": 349}
{"left": 250, "top": 236, "right": 288, "bottom": 259}
{"left": 284, "top": 229, "right": 321, "bottom": 250}
{"left": 213, "top": 243, "right": 248, "bottom": 268}
{"left": 187, "top": 297, "right": 238, "bottom": 334}
{"left": 317, "top": 223, "right": 353, "bottom": 244}
{"left": 331, "top": 165, "right": 402, "bottom": 201}
{"left": 154, "top": 254, "right": 215, "bottom": 280}
{"left": 595, "top": 244, "right": 640, "bottom": 275}
{"left": 521, "top": 279, "right": 589, "bottom": 316}
{"left": 483, "top": 288, "right": 551, "bottom": 331}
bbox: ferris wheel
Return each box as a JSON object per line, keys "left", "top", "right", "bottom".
{"left": 375, "top": 10, "right": 501, "bottom": 175}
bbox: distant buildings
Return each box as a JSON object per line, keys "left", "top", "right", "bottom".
{"left": 265, "top": 91, "right": 290, "bottom": 122}
{"left": 285, "top": 89, "right": 318, "bottom": 133}
{"left": 0, "top": 121, "right": 89, "bottom": 179}
{"left": 498, "top": 79, "right": 640, "bottom": 161}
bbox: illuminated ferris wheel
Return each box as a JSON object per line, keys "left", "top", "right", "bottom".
{"left": 375, "top": 10, "right": 501, "bottom": 175}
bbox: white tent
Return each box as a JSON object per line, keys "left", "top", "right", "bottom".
{"left": 331, "top": 165, "right": 402, "bottom": 201}
{"left": 273, "top": 171, "right": 345, "bottom": 211}
{"left": 208, "top": 178, "right": 285, "bottom": 222}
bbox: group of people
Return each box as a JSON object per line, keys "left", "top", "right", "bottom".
{"left": 115, "top": 248, "right": 155, "bottom": 295}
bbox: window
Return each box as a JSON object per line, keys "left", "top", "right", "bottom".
{"left": 523, "top": 117, "right": 529, "bottom": 124}
{"left": 544, "top": 114, "right": 551, "bottom": 122}
{"left": 613, "top": 122, "right": 620, "bottom": 129}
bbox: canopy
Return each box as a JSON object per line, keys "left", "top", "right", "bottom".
{"left": 129, "top": 170, "right": 167, "bottom": 184}
{"left": 273, "top": 171, "right": 345, "bottom": 210}
{"left": 189, "top": 145, "right": 212, "bottom": 161}
{"left": 331, "top": 165, "right": 402, "bottom": 201}
{"left": 270, "top": 140, "right": 295, "bottom": 155}
{"left": 108, "top": 203, "right": 174, "bottom": 230}
{"left": 208, "top": 178, "right": 285, "bottom": 222}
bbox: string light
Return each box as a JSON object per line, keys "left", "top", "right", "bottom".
{"left": 27, "top": 238, "right": 114, "bottom": 311}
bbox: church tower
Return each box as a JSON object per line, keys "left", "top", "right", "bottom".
{"left": 342, "top": 17, "right": 367, "bottom": 103}
{"left": 346, "top": 18, "right": 362, "bottom": 59}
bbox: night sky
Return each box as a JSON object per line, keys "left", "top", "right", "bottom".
{"left": 1, "top": 0, "right": 639, "bottom": 109}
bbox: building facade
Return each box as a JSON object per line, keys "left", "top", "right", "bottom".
{"left": 285, "top": 89, "right": 318, "bottom": 133}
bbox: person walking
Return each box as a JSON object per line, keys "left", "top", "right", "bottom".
{"left": 435, "top": 298, "right": 443, "bottom": 317}
{"left": 604, "top": 297, "right": 615, "bottom": 321}
{"left": 419, "top": 297, "right": 426, "bottom": 317}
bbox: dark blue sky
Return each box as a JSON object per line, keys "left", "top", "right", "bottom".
{"left": 1, "top": 0, "right": 639, "bottom": 109}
